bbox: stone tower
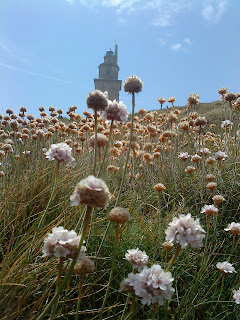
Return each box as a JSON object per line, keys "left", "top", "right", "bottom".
{"left": 94, "top": 44, "right": 122, "bottom": 101}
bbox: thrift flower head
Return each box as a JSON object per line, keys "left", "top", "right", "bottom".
{"left": 178, "top": 152, "right": 189, "bottom": 162}
{"left": 120, "top": 264, "right": 174, "bottom": 306}
{"left": 201, "top": 205, "right": 218, "bottom": 216}
{"left": 233, "top": 288, "right": 240, "bottom": 304}
{"left": 86, "top": 90, "right": 108, "bottom": 112}
{"left": 125, "top": 248, "right": 149, "bottom": 270}
{"left": 221, "top": 120, "right": 233, "bottom": 129}
{"left": 102, "top": 100, "right": 128, "bottom": 123}
{"left": 42, "top": 226, "right": 86, "bottom": 259}
{"left": 165, "top": 213, "right": 205, "bottom": 249}
{"left": 45, "top": 142, "right": 75, "bottom": 165}
{"left": 123, "top": 75, "right": 143, "bottom": 94}
{"left": 214, "top": 151, "right": 228, "bottom": 161}
{"left": 70, "top": 175, "right": 110, "bottom": 208}
{"left": 108, "top": 207, "right": 130, "bottom": 224}
{"left": 224, "top": 222, "right": 240, "bottom": 235}
{"left": 216, "top": 261, "right": 236, "bottom": 274}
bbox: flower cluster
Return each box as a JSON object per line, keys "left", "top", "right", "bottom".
{"left": 125, "top": 248, "right": 149, "bottom": 270}
{"left": 102, "top": 100, "right": 128, "bottom": 123}
{"left": 42, "top": 226, "right": 86, "bottom": 259}
{"left": 70, "top": 175, "right": 110, "bottom": 208}
{"left": 216, "top": 261, "right": 236, "bottom": 274}
{"left": 45, "top": 142, "right": 75, "bottom": 165}
{"left": 233, "top": 288, "right": 240, "bottom": 304}
{"left": 224, "top": 222, "right": 240, "bottom": 235}
{"left": 120, "top": 264, "right": 174, "bottom": 306}
{"left": 165, "top": 213, "right": 205, "bottom": 249}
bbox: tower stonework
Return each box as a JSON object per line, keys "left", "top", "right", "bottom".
{"left": 94, "top": 45, "right": 122, "bottom": 101}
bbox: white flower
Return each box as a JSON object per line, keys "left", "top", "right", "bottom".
{"left": 224, "top": 222, "right": 240, "bottom": 235}
{"left": 199, "top": 148, "right": 211, "bottom": 156}
{"left": 216, "top": 261, "right": 236, "bottom": 274}
{"left": 214, "top": 151, "right": 228, "bottom": 161}
{"left": 42, "top": 226, "right": 86, "bottom": 259}
{"left": 165, "top": 213, "right": 205, "bottom": 249}
{"left": 120, "top": 264, "right": 174, "bottom": 306}
{"left": 201, "top": 205, "right": 218, "bottom": 216}
{"left": 178, "top": 152, "right": 189, "bottom": 162}
{"left": 233, "top": 288, "right": 240, "bottom": 304}
{"left": 102, "top": 100, "right": 128, "bottom": 123}
{"left": 221, "top": 120, "right": 233, "bottom": 129}
{"left": 125, "top": 248, "right": 149, "bottom": 270}
{"left": 45, "top": 142, "right": 75, "bottom": 165}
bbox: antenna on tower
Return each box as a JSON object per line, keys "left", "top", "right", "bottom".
{"left": 115, "top": 43, "right": 118, "bottom": 63}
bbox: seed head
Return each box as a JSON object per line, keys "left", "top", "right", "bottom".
{"left": 86, "top": 90, "right": 108, "bottom": 112}
{"left": 108, "top": 207, "right": 130, "bottom": 224}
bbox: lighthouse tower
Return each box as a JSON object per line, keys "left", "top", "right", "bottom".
{"left": 94, "top": 44, "right": 122, "bottom": 101}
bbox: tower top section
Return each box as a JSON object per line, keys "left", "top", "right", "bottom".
{"left": 94, "top": 44, "right": 121, "bottom": 101}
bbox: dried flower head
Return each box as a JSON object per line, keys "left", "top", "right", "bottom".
{"left": 165, "top": 213, "right": 205, "bottom": 249}
{"left": 70, "top": 175, "right": 110, "bottom": 208}
{"left": 86, "top": 90, "right": 108, "bottom": 112}
{"left": 185, "top": 165, "right": 195, "bottom": 175}
{"left": 125, "top": 248, "right": 149, "bottom": 270}
{"left": 89, "top": 133, "right": 108, "bottom": 148}
{"left": 73, "top": 256, "right": 95, "bottom": 275}
{"left": 162, "top": 241, "right": 174, "bottom": 252}
{"left": 154, "top": 183, "right": 166, "bottom": 193}
{"left": 212, "top": 195, "right": 225, "bottom": 205}
{"left": 45, "top": 142, "right": 75, "bottom": 165}
{"left": 178, "top": 152, "right": 189, "bottom": 162}
{"left": 108, "top": 207, "right": 130, "bottom": 224}
{"left": 123, "top": 75, "right": 143, "bottom": 94}
{"left": 224, "top": 92, "right": 237, "bottom": 102}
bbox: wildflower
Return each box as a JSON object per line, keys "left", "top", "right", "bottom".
{"left": 224, "top": 222, "right": 240, "bottom": 235}
{"left": 73, "top": 256, "right": 95, "bottom": 275}
{"left": 102, "top": 100, "right": 128, "bottom": 123}
{"left": 218, "top": 87, "right": 227, "bottom": 95}
{"left": 108, "top": 207, "right": 130, "bottom": 224}
{"left": 233, "top": 288, "right": 240, "bottom": 304}
{"left": 216, "top": 262, "right": 236, "bottom": 274}
{"left": 178, "top": 152, "right": 189, "bottom": 162}
{"left": 212, "top": 195, "right": 225, "bottom": 205}
{"left": 123, "top": 75, "right": 143, "bottom": 94}
{"left": 125, "top": 248, "right": 149, "bottom": 270}
{"left": 70, "top": 175, "right": 110, "bottom": 208}
{"left": 191, "top": 154, "right": 201, "bottom": 163}
{"left": 205, "top": 174, "right": 215, "bottom": 182}
{"left": 89, "top": 133, "right": 108, "bottom": 148}
{"left": 201, "top": 205, "right": 218, "bottom": 216}
{"left": 214, "top": 151, "right": 228, "bottom": 161}
{"left": 194, "top": 116, "right": 207, "bottom": 127}
{"left": 168, "top": 97, "right": 176, "bottom": 105}
{"left": 187, "top": 93, "right": 200, "bottom": 107}
{"left": 185, "top": 165, "right": 195, "bottom": 175}
{"left": 221, "top": 120, "right": 233, "bottom": 129}
{"left": 162, "top": 242, "right": 174, "bottom": 252}
{"left": 42, "top": 226, "right": 86, "bottom": 259}
{"left": 206, "top": 182, "right": 217, "bottom": 191}
{"left": 199, "top": 148, "right": 210, "bottom": 156}
{"left": 120, "top": 264, "right": 174, "bottom": 306}
{"left": 86, "top": 90, "right": 108, "bottom": 112}
{"left": 224, "top": 92, "right": 237, "bottom": 102}
{"left": 45, "top": 142, "right": 75, "bottom": 165}
{"left": 165, "top": 213, "right": 205, "bottom": 249}
{"left": 154, "top": 183, "right": 166, "bottom": 193}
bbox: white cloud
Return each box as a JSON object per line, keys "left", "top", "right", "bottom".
{"left": 184, "top": 38, "right": 191, "bottom": 45}
{"left": 66, "top": 0, "right": 73, "bottom": 4}
{"left": 202, "top": 0, "right": 227, "bottom": 23}
{"left": 171, "top": 43, "right": 182, "bottom": 51}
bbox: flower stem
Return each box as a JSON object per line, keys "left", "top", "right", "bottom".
{"left": 115, "top": 93, "right": 135, "bottom": 206}
{"left": 93, "top": 111, "right": 98, "bottom": 176}
{"left": 166, "top": 244, "right": 182, "bottom": 272}
{"left": 98, "top": 120, "right": 113, "bottom": 177}
{"left": 50, "top": 257, "right": 64, "bottom": 319}
{"left": 75, "top": 275, "right": 83, "bottom": 320}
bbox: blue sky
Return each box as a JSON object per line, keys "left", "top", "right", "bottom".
{"left": 0, "top": 0, "right": 239, "bottom": 116}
